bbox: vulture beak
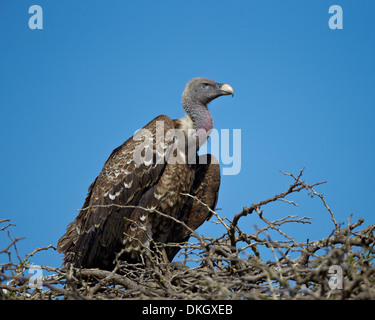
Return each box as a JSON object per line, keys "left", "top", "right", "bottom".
{"left": 218, "top": 83, "right": 234, "bottom": 97}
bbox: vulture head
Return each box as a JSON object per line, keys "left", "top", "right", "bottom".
{"left": 182, "top": 77, "right": 234, "bottom": 106}
{"left": 181, "top": 77, "right": 234, "bottom": 132}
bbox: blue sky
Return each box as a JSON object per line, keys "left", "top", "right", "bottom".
{"left": 1, "top": 1, "right": 374, "bottom": 268}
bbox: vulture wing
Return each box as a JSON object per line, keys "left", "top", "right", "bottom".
{"left": 57, "top": 115, "right": 175, "bottom": 268}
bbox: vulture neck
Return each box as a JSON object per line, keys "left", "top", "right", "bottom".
{"left": 174, "top": 100, "right": 213, "bottom": 153}
{"left": 179, "top": 100, "right": 213, "bottom": 133}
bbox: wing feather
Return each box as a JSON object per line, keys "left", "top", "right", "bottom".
{"left": 57, "top": 115, "right": 175, "bottom": 268}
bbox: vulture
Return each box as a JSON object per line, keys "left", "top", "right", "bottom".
{"left": 57, "top": 77, "right": 234, "bottom": 270}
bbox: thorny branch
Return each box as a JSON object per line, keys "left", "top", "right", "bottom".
{"left": 1, "top": 168, "right": 375, "bottom": 300}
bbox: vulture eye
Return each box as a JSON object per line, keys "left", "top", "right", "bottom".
{"left": 201, "top": 83, "right": 210, "bottom": 89}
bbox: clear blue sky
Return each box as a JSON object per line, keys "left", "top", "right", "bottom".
{"left": 1, "top": 1, "right": 374, "bottom": 268}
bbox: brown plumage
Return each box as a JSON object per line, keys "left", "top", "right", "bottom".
{"left": 57, "top": 77, "right": 234, "bottom": 269}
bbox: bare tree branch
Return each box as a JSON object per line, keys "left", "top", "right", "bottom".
{"left": 1, "top": 169, "right": 374, "bottom": 300}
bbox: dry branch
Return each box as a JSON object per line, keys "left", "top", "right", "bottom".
{"left": 1, "top": 169, "right": 374, "bottom": 300}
